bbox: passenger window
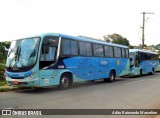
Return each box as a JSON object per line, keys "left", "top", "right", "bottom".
{"left": 62, "top": 39, "right": 78, "bottom": 56}
{"left": 93, "top": 44, "right": 104, "bottom": 57}
{"left": 114, "top": 47, "right": 121, "bottom": 58}
{"left": 104, "top": 46, "right": 113, "bottom": 57}
{"left": 121, "top": 48, "right": 126, "bottom": 58}
{"left": 79, "top": 42, "right": 92, "bottom": 56}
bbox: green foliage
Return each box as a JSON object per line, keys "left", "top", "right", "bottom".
{"left": 0, "top": 65, "right": 5, "bottom": 71}
{"left": 0, "top": 41, "right": 10, "bottom": 84}
{"left": 104, "top": 33, "right": 130, "bottom": 46}
{"left": 0, "top": 71, "right": 5, "bottom": 83}
{"left": 0, "top": 52, "right": 7, "bottom": 64}
{"left": 129, "top": 45, "right": 134, "bottom": 49}
{"left": 156, "top": 44, "right": 160, "bottom": 49}
{"left": 156, "top": 44, "right": 160, "bottom": 55}
{"left": 0, "top": 41, "right": 10, "bottom": 66}
{"left": 0, "top": 41, "right": 11, "bottom": 51}
{"left": 0, "top": 80, "right": 7, "bottom": 86}
{"left": 0, "top": 51, "right": 7, "bottom": 72}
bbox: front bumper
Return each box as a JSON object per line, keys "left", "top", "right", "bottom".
{"left": 6, "top": 76, "right": 39, "bottom": 87}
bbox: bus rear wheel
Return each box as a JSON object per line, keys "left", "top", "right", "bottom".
{"left": 109, "top": 70, "right": 115, "bottom": 82}
{"left": 139, "top": 69, "right": 142, "bottom": 77}
{"left": 104, "top": 70, "right": 115, "bottom": 82}
{"left": 58, "top": 74, "right": 72, "bottom": 90}
{"left": 149, "top": 68, "right": 154, "bottom": 75}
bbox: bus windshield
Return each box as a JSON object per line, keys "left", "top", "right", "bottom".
{"left": 6, "top": 37, "right": 40, "bottom": 70}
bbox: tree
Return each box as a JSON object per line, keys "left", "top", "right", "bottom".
{"left": 156, "top": 44, "right": 160, "bottom": 55}
{"left": 0, "top": 41, "right": 11, "bottom": 66}
{"left": 103, "top": 35, "right": 111, "bottom": 42}
{"left": 103, "top": 33, "right": 130, "bottom": 46}
{"left": 156, "top": 44, "right": 160, "bottom": 50}
{"left": 0, "top": 41, "right": 11, "bottom": 52}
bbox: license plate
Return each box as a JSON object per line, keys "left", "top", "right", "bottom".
{"left": 13, "top": 81, "right": 19, "bottom": 85}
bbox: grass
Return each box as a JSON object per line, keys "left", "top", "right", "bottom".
{"left": 0, "top": 80, "right": 7, "bottom": 86}
{"left": 0, "top": 87, "right": 20, "bottom": 92}
{"left": 0, "top": 88, "right": 10, "bottom": 92}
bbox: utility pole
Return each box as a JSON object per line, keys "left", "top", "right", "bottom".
{"left": 141, "top": 12, "right": 154, "bottom": 49}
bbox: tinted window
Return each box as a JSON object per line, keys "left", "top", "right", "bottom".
{"left": 71, "top": 40, "right": 78, "bottom": 55}
{"left": 62, "top": 39, "right": 70, "bottom": 55}
{"left": 86, "top": 43, "right": 92, "bottom": 56}
{"left": 125, "top": 49, "right": 129, "bottom": 58}
{"left": 93, "top": 44, "right": 104, "bottom": 57}
{"left": 152, "top": 54, "right": 154, "bottom": 60}
{"left": 79, "top": 42, "right": 92, "bottom": 56}
{"left": 139, "top": 52, "right": 149, "bottom": 61}
{"left": 114, "top": 47, "right": 121, "bottom": 58}
{"left": 104, "top": 46, "right": 113, "bottom": 57}
{"left": 121, "top": 48, "right": 126, "bottom": 58}
{"left": 45, "top": 47, "right": 56, "bottom": 61}
{"left": 147, "top": 53, "right": 151, "bottom": 60}
{"left": 62, "top": 39, "right": 78, "bottom": 55}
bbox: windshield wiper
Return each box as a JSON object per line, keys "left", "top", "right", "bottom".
{"left": 8, "top": 47, "right": 19, "bottom": 67}
{"left": 9, "top": 46, "right": 24, "bottom": 68}
{"left": 17, "top": 47, "right": 24, "bottom": 67}
{"left": 8, "top": 49, "right": 12, "bottom": 57}
{"left": 17, "top": 47, "right": 21, "bottom": 61}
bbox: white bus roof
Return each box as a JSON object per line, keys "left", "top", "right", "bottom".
{"left": 129, "top": 49, "right": 158, "bottom": 54}
{"left": 59, "top": 33, "right": 128, "bottom": 48}
{"left": 12, "top": 32, "right": 129, "bottom": 49}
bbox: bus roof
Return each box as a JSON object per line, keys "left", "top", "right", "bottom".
{"left": 129, "top": 49, "right": 158, "bottom": 54}
{"left": 12, "top": 32, "right": 128, "bottom": 49}
{"left": 57, "top": 33, "right": 128, "bottom": 48}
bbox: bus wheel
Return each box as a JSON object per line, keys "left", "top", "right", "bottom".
{"left": 108, "top": 70, "right": 115, "bottom": 82}
{"left": 58, "top": 74, "right": 72, "bottom": 89}
{"left": 149, "top": 68, "right": 155, "bottom": 75}
{"left": 139, "top": 69, "right": 142, "bottom": 77}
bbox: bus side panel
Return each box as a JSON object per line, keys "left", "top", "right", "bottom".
{"left": 39, "top": 69, "right": 75, "bottom": 87}
{"left": 129, "top": 60, "right": 159, "bottom": 76}
{"left": 140, "top": 60, "right": 159, "bottom": 74}
{"left": 154, "top": 60, "right": 159, "bottom": 71}
{"left": 118, "top": 59, "right": 130, "bottom": 76}
{"left": 62, "top": 57, "right": 129, "bottom": 81}
{"left": 129, "top": 66, "right": 141, "bottom": 76}
{"left": 36, "top": 56, "right": 130, "bottom": 87}
{"left": 63, "top": 57, "right": 95, "bottom": 81}
{"left": 39, "top": 69, "right": 57, "bottom": 87}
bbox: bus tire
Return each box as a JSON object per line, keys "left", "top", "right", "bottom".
{"left": 139, "top": 69, "right": 142, "bottom": 77}
{"left": 149, "top": 68, "right": 154, "bottom": 75}
{"left": 108, "top": 70, "right": 115, "bottom": 82}
{"left": 58, "top": 73, "right": 72, "bottom": 90}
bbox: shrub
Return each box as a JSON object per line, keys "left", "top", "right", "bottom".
{"left": 0, "top": 70, "right": 5, "bottom": 82}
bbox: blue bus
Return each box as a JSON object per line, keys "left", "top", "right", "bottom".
{"left": 158, "top": 59, "right": 160, "bottom": 71}
{"left": 129, "top": 49, "right": 159, "bottom": 76}
{"left": 5, "top": 33, "right": 130, "bottom": 89}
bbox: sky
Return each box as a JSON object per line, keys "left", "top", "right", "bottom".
{"left": 0, "top": 0, "right": 160, "bottom": 46}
